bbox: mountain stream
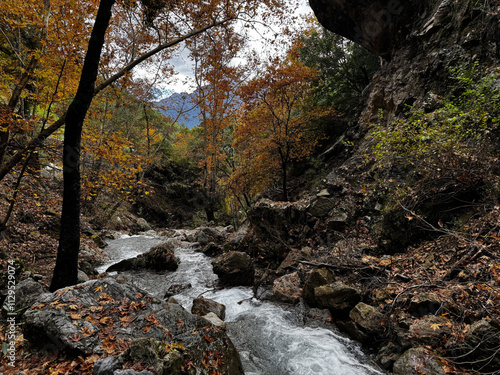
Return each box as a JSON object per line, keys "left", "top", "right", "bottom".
{"left": 97, "top": 233, "right": 384, "bottom": 375}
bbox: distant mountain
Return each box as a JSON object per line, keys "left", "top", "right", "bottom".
{"left": 153, "top": 91, "right": 201, "bottom": 129}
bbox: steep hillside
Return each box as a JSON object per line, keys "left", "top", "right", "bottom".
{"left": 232, "top": 1, "right": 500, "bottom": 374}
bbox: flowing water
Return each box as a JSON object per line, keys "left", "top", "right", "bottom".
{"left": 99, "top": 233, "right": 384, "bottom": 375}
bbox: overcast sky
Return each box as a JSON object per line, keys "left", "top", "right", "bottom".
{"left": 135, "top": 0, "right": 313, "bottom": 97}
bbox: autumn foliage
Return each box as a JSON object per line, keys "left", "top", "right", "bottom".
{"left": 233, "top": 45, "right": 338, "bottom": 201}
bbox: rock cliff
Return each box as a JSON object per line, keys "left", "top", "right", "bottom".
{"left": 309, "top": 0, "right": 500, "bottom": 121}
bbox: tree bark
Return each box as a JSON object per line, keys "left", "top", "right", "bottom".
{"left": 50, "top": 0, "right": 115, "bottom": 291}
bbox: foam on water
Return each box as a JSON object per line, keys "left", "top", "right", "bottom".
{"left": 101, "top": 235, "right": 384, "bottom": 375}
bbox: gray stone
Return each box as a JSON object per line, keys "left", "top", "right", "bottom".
{"left": 4, "top": 278, "right": 46, "bottom": 317}
{"left": 303, "top": 269, "right": 336, "bottom": 305}
{"left": 349, "top": 302, "right": 384, "bottom": 333}
{"left": 115, "top": 274, "right": 128, "bottom": 284}
{"left": 203, "top": 312, "right": 226, "bottom": 329}
{"left": 409, "top": 315, "right": 451, "bottom": 347}
{"left": 191, "top": 297, "right": 226, "bottom": 320}
{"left": 23, "top": 278, "right": 244, "bottom": 374}
{"left": 315, "top": 282, "right": 361, "bottom": 315}
{"left": 317, "top": 189, "right": 331, "bottom": 197}
{"left": 326, "top": 211, "right": 349, "bottom": 231}
{"left": 136, "top": 218, "right": 152, "bottom": 231}
{"left": 272, "top": 272, "right": 302, "bottom": 304}
{"left": 393, "top": 347, "right": 446, "bottom": 375}
{"left": 93, "top": 355, "right": 124, "bottom": 375}
{"left": 195, "top": 227, "right": 224, "bottom": 246}
{"left": 212, "top": 251, "right": 254, "bottom": 286}
{"left": 106, "top": 242, "right": 179, "bottom": 273}
{"left": 309, "top": 197, "right": 335, "bottom": 217}
{"left": 78, "top": 270, "right": 90, "bottom": 283}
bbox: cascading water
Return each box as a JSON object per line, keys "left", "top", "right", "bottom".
{"left": 100, "top": 234, "right": 384, "bottom": 375}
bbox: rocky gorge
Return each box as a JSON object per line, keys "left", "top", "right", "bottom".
{"left": 1, "top": 0, "right": 499, "bottom": 374}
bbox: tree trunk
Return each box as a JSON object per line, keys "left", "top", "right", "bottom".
{"left": 50, "top": 0, "right": 115, "bottom": 292}
{"left": 282, "top": 161, "right": 288, "bottom": 202}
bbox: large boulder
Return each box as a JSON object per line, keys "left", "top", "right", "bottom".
{"left": 393, "top": 347, "right": 446, "bottom": 375}
{"left": 2, "top": 278, "right": 46, "bottom": 318}
{"left": 212, "top": 251, "right": 254, "bottom": 286}
{"left": 195, "top": 227, "right": 225, "bottom": 246}
{"left": 191, "top": 297, "right": 226, "bottom": 320}
{"left": 302, "top": 268, "right": 336, "bottom": 306}
{"left": 309, "top": 197, "right": 335, "bottom": 218}
{"left": 23, "top": 278, "right": 244, "bottom": 374}
{"left": 272, "top": 272, "right": 302, "bottom": 304}
{"left": 315, "top": 282, "right": 361, "bottom": 316}
{"left": 409, "top": 315, "right": 452, "bottom": 347}
{"left": 106, "top": 242, "right": 179, "bottom": 272}
{"left": 349, "top": 302, "right": 385, "bottom": 334}
{"left": 245, "top": 199, "right": 309, "bottom": 260}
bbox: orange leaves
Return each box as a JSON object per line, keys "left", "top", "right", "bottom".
{"left": 93, "top": 285, "right": 103, "bottom": 293}
{"left": 232, "top": 43, "right": 337, "bottom": 200}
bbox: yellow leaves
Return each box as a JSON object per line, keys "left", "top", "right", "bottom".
{"left": 31, "top": 303, "right": 46, "bottom": 310}
{"left": 50, "top": 301, "right": 67, "bottom": 310}
{"left": 93, "top": 286, "right": 103, "bottom": 293}
{"left": 430, "top": 323, "right": 442, "bottom": 331}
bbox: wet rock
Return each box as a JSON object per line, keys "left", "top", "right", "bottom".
{"left": 409, "top": 315, "right": 451, "bottom": 347}
{"left": 315, "top": 282, "right": 361, "bottom": 315}
{"left": 136, "top": 218, "right": 152, "bottom": 232}
{"left": 409, "top": 293, "right": 442, "bottom": 317}
{"left": 115, "top": 274, "right": 128, "bottom": 284}
{"left": 201, "top": 242, "right": 223, "bottom": 257}
{"left": 93, "top": 355, "right": 124, "bottom": 375}
{"left": 77, "top": 270, "right": 90, "bottom": 283}
{"left": 393, "top": 347, "right": 446, "bottom": 375}
{"left": 212, "top": 251, "right": 254, "bottom": 286}
{"left": 195, "top": 227, "right": 224, "bottom": 246}
{"left": 302, "top": 268, "right": 336, "bottom": 305}
{"left": 203, "top": 312, "right": 226, "bottom": 329}
{"left": 191, "top": 297, "right": 226, "bottom": 320}
{"left": 23, "top": 278, "right": 243, "bottom": 375}
{"left": 272, "top": 272, "right": 302, "bottom": 304}
{"left": 106, "top": 242, "right": 179, "bottom": 273}
{"left": 349, "top": 302, "right": 385, "bottom": 334}
{"left": 303, "top": 308, "right": 333, "bottom": 329}
{"left": 163, "top": 284, "right": 191, "bottom": 299}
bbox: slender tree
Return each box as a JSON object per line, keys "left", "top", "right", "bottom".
{"left": 50, "top": 0, "right": 116, "bottom": 291}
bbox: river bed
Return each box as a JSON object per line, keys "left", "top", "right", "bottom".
{"left": 98, "top": 233, "right": 384, "bottom": 375}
